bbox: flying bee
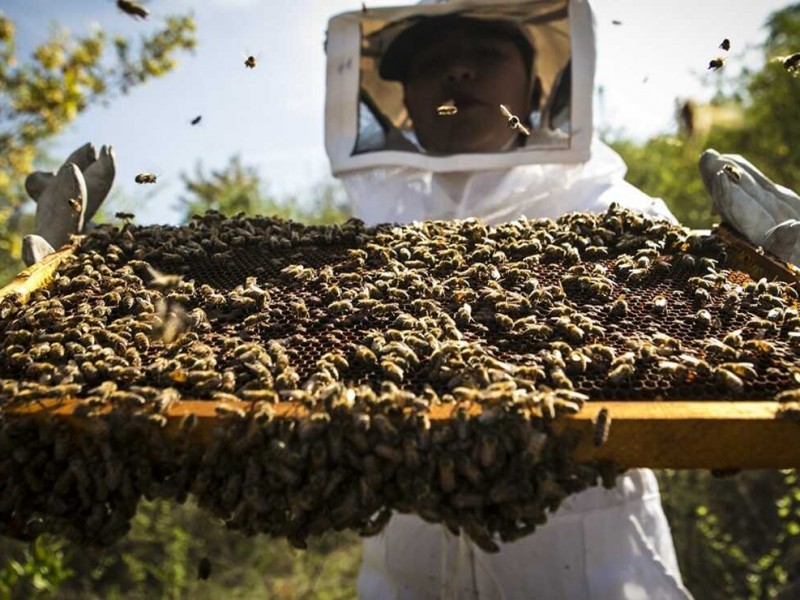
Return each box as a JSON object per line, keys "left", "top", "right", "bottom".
{"left": 190, "top": 115, "right": 202, "bottom": 125}
{"left": 593, "top": 407, "right": 611, "bottom": 447}
{"left": 135, "top": 173, "right": 157, "bottom": 184}
{"left": 117, "top": 0, "right": 148, "bottom": 19}
{"left": 719, "top": 38, "right": 730, "bottom": 51}
{"left": 436, "top": 100, "right": 458, "bottom": 116}
{"left": 244, "top": 55, "right": 257, "bottom": 69}
{"left": 773, "top": 52, "right": 800, "bottom": 75}
{"left": 708, "top": 57, "right": 726, "bottom": 71}
{"left": 499, "top": 104, "right": 531, "bottom": 136}
{"left": 197, "top": 557, "right": 212, "bottom": 581}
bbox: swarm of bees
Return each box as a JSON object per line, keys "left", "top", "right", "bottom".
{"left": 135, "top": 173, "right": 157, "bottom": 184}
{"left": 1, "top": 204, "right": 798, "bottom": 551}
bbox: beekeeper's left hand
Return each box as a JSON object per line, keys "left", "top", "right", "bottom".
{"left": 21, "top": 142, "right": 115, "bottom": 266}
{"left": 699, "top": 149, "right": 800, "bottom": 265}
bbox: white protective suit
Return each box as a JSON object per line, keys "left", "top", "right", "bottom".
{"left": 324, "top": 1, "right": 693, "bottom": 598}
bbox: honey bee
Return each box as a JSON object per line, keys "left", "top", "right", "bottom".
{"left": 608, "top": 363, "right": 634, "bottom": 384}
{"left": 722, "top": 330, "right": 743, "bottom": 348}
{"left": 499, "top": 104, "right": 531, "bottom": 136}
{"left": 135, "top": 173, "right": 157, "bottom": 184}
{"left": 719, "top": 38, "right": 730, "bottom": 51}
{"left": 190, "top": 115, "right": 202, "bottom": 126}
{"left": 197, "top": 556, "right": 212, "bottom": 581}
{"left": 774, "top": 52, "right": 800, "bottom": 74}
{"left": 609, "top": 295, "right": 628, "bottom": 319}
{"left": 714, "top": 367, "right": 744, "bottom": 393}
{"left": 708, "top": 57, "right": 726, "bottom": 71}
{"left": 776, "top": 389, "right": 800, "bottom": 403}
{"left": 244, "top": 55, "right": 257, "bottom": 69}
{"left": 593, "top": 407, "right": 611, "bottom": 447}
{"left": 741, "top": 339, "right": 775, "bottom": 357}
{"left": 693, "top": 309, "right": 713, "bottom": 328}
{"left": 652, "top": 295, "right": 667, "bottom": 314}
{"left": 117, "top": 0, "right": 148, "bottom": 19}
{"left": 436, "top": 100, "right": 458, "bottom": 116}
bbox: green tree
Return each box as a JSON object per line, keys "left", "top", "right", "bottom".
{"left": 0, "top": 9, "right": 197, "bottom": 282}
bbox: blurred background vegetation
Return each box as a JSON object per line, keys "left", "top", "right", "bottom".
{"left": 1, "top": 3, "right": 800, "bottom": 599}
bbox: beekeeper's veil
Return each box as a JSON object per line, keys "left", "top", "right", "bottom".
{"left": 324, "top": 0, "right": 675, "bottom": 225}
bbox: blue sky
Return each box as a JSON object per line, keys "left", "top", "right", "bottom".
{"left": 2, "top": 0, "right": 793, "bottom": 225}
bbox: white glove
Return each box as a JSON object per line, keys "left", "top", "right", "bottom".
{"left": 22, "top": 143, "right": 116, "bottom": 266}
{"left": 699, "top": 149, "right": 800, "bottom": 264}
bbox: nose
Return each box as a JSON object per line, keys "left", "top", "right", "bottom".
{"left": 443, "top": 61, "right": 476, "bottom": 84}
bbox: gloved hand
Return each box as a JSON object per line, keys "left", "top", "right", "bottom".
{"left": 699, "top": 149, "right": 800, "bottom": 265}
{"left": 22, "top": 142, "right": 116, "bottom": 266}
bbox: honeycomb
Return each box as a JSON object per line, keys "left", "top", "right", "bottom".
{"left": 0, "top": 205, "right": 798, "bottom": 551}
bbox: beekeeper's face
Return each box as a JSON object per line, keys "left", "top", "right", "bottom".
{"left": 402, "top": 23, "right": 532, "bottom": 154}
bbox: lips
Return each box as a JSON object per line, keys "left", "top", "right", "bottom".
{"left": 439, "top": 93, "right": 485, "bottom": 112}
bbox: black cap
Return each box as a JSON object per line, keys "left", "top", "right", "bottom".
{"left": 379, "top": 15, "right": 534, "bottom": 83}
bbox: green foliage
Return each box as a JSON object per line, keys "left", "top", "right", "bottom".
{"left": 0, "top": 536, "right": 73, "bottom": 600}
{"left": 0, "top": 9, "right": 197, "bottom": 283}
{"left": 657, "top": 469, "right": 800, "bottom": 599}
{"left": 0, "top": 500, "right": 361, "bottom": 600}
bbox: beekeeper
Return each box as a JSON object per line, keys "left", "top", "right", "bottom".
{"left": 324, "top": 1, "right": 682, "bottom": 599}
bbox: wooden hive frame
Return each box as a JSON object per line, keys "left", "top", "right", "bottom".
{"left": 2, "top": 225, "right": 800, "bottom": 470}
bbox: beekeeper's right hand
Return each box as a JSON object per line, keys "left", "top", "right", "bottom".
{"left": 699, "top": 149, "right": 800, "bottom": 265}
{"left": 22, "top": 142, "right": 115, "bottom": 267}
